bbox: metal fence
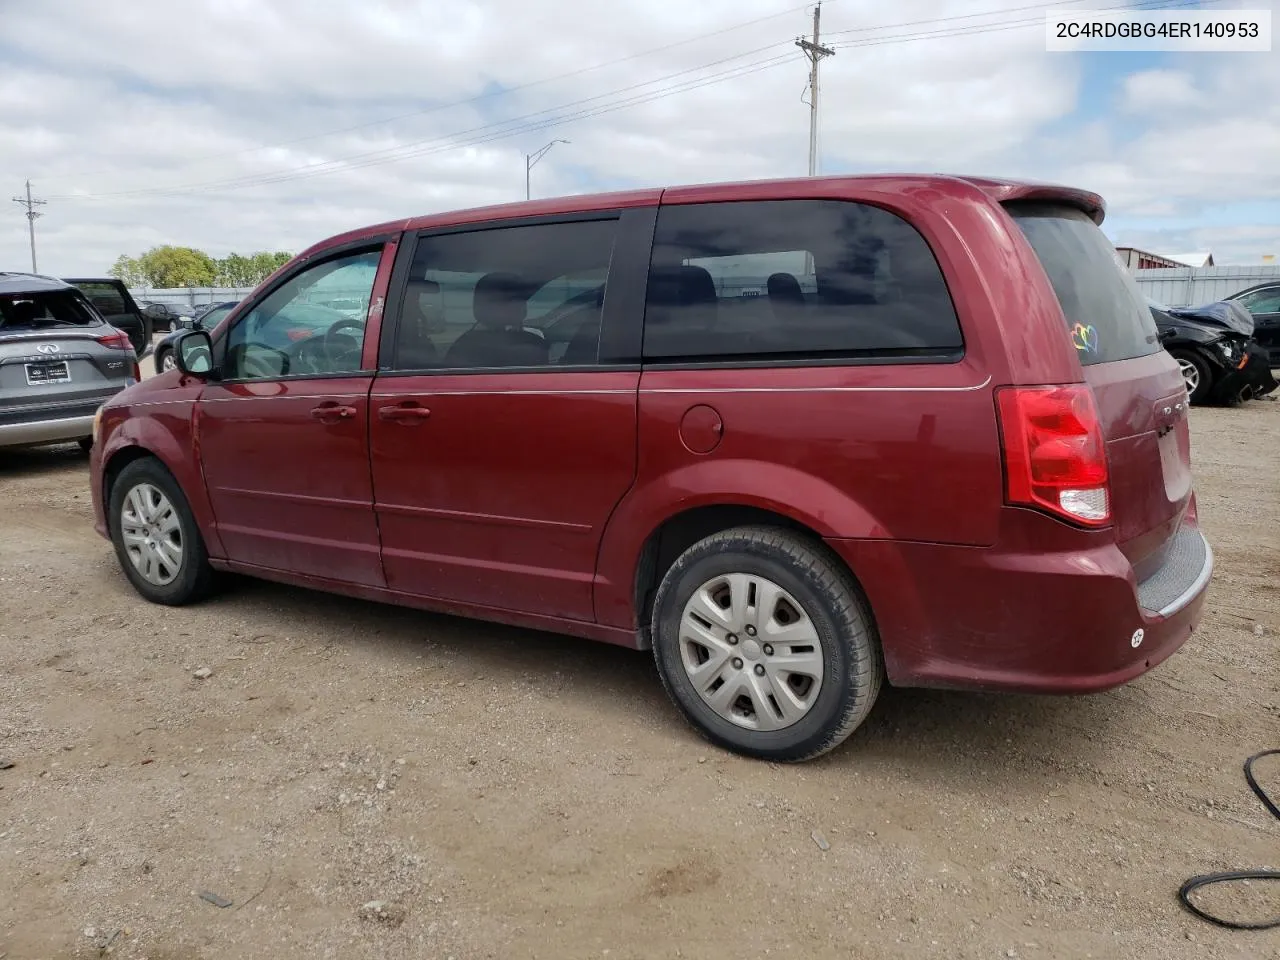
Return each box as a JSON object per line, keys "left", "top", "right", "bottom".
{"left": 128, "top": 287, "right": 255, "bottom": 312}
{"left": 1132, "top": 266, "right": 1280, "bottom": 307}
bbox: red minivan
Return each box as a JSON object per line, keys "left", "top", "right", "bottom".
{"left": 89, "top": 175, "right": 1212, "bottom": 761}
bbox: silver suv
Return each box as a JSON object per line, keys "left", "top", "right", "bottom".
{"left": 0, "top": 272, "right": 139, "bottom": 450}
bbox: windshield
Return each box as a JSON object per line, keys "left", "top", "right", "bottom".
{"left": 0, "top": 290, "right": 102, "bottom": 331}
{"left": 200, "top": 305, "right": 235, "bottom": 327}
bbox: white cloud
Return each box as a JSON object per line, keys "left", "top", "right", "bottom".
{"left": 0, "top": 0, "right": 1276, "bottom": 275}
{"left": 1121, "top": 68, "right": 1205, "bottom": 111}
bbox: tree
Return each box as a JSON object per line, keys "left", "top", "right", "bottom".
{"left": 111, "top": 247, "right": 294, "bottom": 288}
{"left": 215, "top": 253, "right": 255, "bottom": 287}
{"left": 216, "top": 251, "right": 295, "bottom": 287}
{"left": 249, "top": 251, "right": 293, "bottom": 283}
{"left": 133, "top": 246, "right": 217, "bottom": 287}
{"left": 108, "top": 254, "right": 147, "bottom": 287}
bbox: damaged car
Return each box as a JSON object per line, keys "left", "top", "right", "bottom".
{"left": 1225, "top": 281, "right": 1280, "bottom": 366}
{"left": 1147, "top": 297, "right": 1276, "bottom": 405}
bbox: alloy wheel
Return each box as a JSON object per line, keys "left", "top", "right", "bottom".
{"left": 1177, "top": 357, "right": 1200, "bottom": 395}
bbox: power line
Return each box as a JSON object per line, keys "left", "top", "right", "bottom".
{"left": 11, "top": 180, "right": 46, "bottom": 272}
{"left": 46, "top": 0, "right": 1223, "bottom": 203}
{"left": 42, "top": 0, "right": 833, "bottom": 184}
{"left": 826, "top": 0, "right": 1230, "bottom": 49}
{"left": 36, "top": 0, "right": 1099, "bottom": 197}
{"left": 62, "top": 48, "right": 800, "bottom": 201}
{"left": 823, "top": 0, "right": 1099, "bottom": 38}
{"left": 48, "top": 41, "right": 795, "bottom": 200}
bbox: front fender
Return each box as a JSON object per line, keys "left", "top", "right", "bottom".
{"left": 593, "top": 458, "right": 886, "bottom": 629}
{"left": 98, "top": 388, "right": 224, "bottom": 559}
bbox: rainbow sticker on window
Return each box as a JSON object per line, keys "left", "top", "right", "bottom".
{"left": 1071, "top": 322, "right": 1099, "bottom": 355}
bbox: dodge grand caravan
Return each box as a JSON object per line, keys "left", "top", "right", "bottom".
{"left": 89, "top": 175, "right": 1212, "bottom": 761}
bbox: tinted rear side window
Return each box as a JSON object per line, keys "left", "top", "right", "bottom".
{"left": 73, "top": 282, "right": 129, "bottom": 316}
{"left": 1008, "top": 203, "right": 1160, "bottom": 366}
{"left": 643, "top": 199, "right": 963, "bottom": 362}
{"left": 393, "top": 218, "right": 618, "bottom": 370}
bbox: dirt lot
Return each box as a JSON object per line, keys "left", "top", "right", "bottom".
{"left": 1, "top": 395, "right": 1277, "bottom": 960}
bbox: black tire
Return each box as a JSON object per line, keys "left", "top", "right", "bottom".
{"left": 108, "top": 457, "right": 215, "bottom": 605}
{"left": 1171, "top": 349, "right": 1213, "bottom": 404}
{"left": 651, "top": 525, "right": 883, "bottom": 762}
{"left": 78, "top": 437, "right": 93, "bottom": 453}
{"left": 155, "top": 347, "right": 175, "bottom": 373}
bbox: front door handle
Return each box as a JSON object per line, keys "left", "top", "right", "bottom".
{"left": 378, "top": 403, "right": 432, "bottom": 423}
{"left": 310, "top": 402, "right": 357, "bottom": 421}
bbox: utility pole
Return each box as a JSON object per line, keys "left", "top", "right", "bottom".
{"left": 796, "top": 3, "right": 835, "bottom": 177}
{"left": 12, "top": 180, "right": 47, "bottom": 273}
{"left": 526, "top": 140, "right": 569, "bottom": 201}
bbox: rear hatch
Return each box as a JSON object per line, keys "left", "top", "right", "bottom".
{"left": 0, "top": 289, "right": 135, "bottom": 423}
{"left": 66, "top": 279, "right": 150, "bottom": 354}
{"left": 1008, "top": 203, "right": 1191, "bottom": 580}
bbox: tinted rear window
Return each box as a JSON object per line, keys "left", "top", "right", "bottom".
{"left": 0, "top": 291, "right": 101, "bottom": 331}
{"left": 1008, "top": 203, "right": 1160, "bottom": 366}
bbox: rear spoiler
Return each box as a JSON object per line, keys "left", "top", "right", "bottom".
{"left": 959, "top": 177, "right": 1106, "bottom": 226}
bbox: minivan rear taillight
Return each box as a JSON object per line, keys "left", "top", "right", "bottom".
{"left": 996, "top": 385, "right": 1110, "bottom": 526}
{"left": 96, "top": 330, "right": 133, "bottom": 351}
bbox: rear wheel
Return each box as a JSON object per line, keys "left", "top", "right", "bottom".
{"left": 157, "top": 348, "right": 176, "bottom": 372}
{"left": 651, "top": 526, "right": 883, "bottom": 762}
{"left": 1171, "top": 349, "right": 1212, "bottom": 404}
{"left": 108, "top": 458, "right": 214, "bottom": 605}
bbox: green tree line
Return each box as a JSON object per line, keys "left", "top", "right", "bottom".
{"left": 109, "top": 247, "right": 294, "bottom": 288}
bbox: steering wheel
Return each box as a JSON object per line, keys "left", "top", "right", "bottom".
{"left": 292, "top": 318, "right": 365, "bottom": 373}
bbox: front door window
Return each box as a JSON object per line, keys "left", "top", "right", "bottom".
{"left": 224, "top": 249, "right": 382, "bottom": 380}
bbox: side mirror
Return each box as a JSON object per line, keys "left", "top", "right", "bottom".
{"left": 174, "top": 330, "right": 215, "bottom": 377}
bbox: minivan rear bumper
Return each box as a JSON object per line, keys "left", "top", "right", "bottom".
{"left": 828, "top": 518, "right": 1211, "bottom": 694}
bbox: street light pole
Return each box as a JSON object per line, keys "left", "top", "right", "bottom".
{"left": 525, "top": 139, "right": 569, "bottom": 200}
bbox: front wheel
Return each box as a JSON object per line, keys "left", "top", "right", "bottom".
{"left": 651, "top": 526, "right": 883, "bottom": 762}
{"left": 108, "top": 458, "right": 215, "bottom": 605}
{"left": 157, "top": 348, "right": 176, "bottom": 372}
{"left": 1171, "top": 349, "right": 1212, "bottom": 404}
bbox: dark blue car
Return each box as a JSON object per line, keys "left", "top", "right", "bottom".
{"left": 152, "top": 301, "right": 238, "bottom": 371}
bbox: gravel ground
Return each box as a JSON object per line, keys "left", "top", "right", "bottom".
{"left": 1, "top": 393, "right": 1277, "bottom": 960}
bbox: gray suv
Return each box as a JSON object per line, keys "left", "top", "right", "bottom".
{"left": 0, "top": 272, "right": 139, "bottom": 450}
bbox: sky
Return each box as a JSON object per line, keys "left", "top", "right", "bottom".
{"left": 1, "top": 0, "right": 1277, "bottom": 277}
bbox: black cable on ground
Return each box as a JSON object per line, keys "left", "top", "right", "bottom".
{"left": 1177, "top": 749, "right": 1280, "bottom": 931}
